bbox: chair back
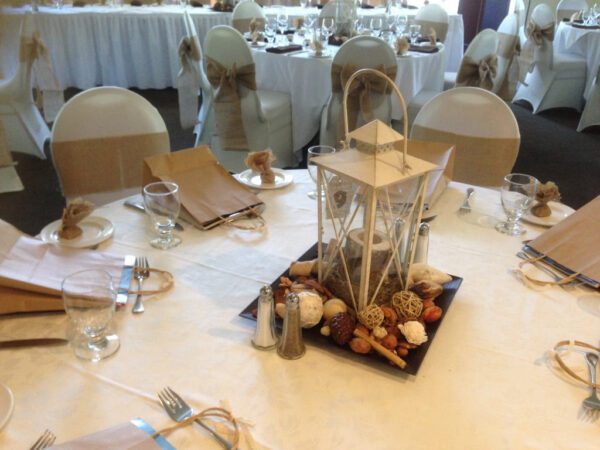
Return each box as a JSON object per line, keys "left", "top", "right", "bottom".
{"left": 556, "top": 0, "right": 587, "bottom": 22}
{"left": 414, "top": 3, "right": 449, "bottom": 42}
{"left": 321, "top": 35, "right": 397, "bottom": 147}
{"left": 527, "top": 4, "right": 555, "bottom": 69}
{"left": 455, "top": 29, "right": 499, "bottom": 90}
{"left": 577, "top": 66, "right": 600, "bottom": 131}
{"left": 411, "top": 87, "right": 520, "bottom": 187}
{"left": 232, "top": 0, "right": 266, "bottom": 33}
{"left": 493, "top": 13, "right": 519, "bottom": 97}
{"left": 51, "top": 87, "right": 170, "bottom": 205}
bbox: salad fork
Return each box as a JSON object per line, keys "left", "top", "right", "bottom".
{"left": 30, "top": 429, "right": 56, "bottom": 450}
{"left": 457, "top": 187, "right": 475, "bottom": 215}
{"left": 132, "top": 257, "right": 149, "bottom": 314}
{"left": 158, "top": 387, "right": 232, "bottom": 450}
{"left": 582, "top": 352, "right": 600, "bottom": 421}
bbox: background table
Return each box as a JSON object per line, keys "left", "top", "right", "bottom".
{"left": 0, "top": 5, "right": 463, "bottom": 88}
{"left": 0, "top": 171, "right": 598, "bottom": 449}
{"left": 556, "top": 21, "right": 600, "bottom": 100}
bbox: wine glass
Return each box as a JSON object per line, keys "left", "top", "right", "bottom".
{"left": 143, "top": 181, "right": 182, "bottom": 250}
{"left": 370, "top": 17, "right": 383, "bottom": 37}
{"left": 265, "top": 18, "right": 277, "bottom": 46}
{"left": 62, "top": 269, "right": 120, "bottom": 362}
{"left": 495, "top": 173, "right": 538, "bottom": 236}
{"left": 409, "top": 24, "right": 421, "bottom": 44}
{"left": 321, "top": 17, "right": 335, "bottom": 45}
{"left": 300, "top": 0, "right": 308, "bottom": 8}
{"left": 307, "top": 145, "right": 336, "bottom": 199}
{"left": 276, "top": 8, "right": 289, "bottom": 44}
{"left": 395, "top": 14, "right": 408, "bottom": 36}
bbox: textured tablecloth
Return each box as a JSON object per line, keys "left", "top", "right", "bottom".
{"left": 0, "top": 170, "right": 598, "bottom": 449}
{"left": 0, "top": 5, "right": 463, "bottom": 88}
{"left": 556, "top": 21, "right": 600, "bottom": 100}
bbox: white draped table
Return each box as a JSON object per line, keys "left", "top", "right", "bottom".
{"left": 556, "top": 21, "right": 600, "bottom": 100}
{"left": 0, "top": 5, "right": 463, "bottom": 88}
{"left": 0, "top": 171, "right": 598, "bottom": 449}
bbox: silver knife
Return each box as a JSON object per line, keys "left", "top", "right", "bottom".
{"left": 0, "top": 338, "right": 69, "bottom": 350}
{"left": 116, "top": 254, "right": 135, "bottom": 307}
{"left": 124, "top": 198, "right": 185, "bottom": 231}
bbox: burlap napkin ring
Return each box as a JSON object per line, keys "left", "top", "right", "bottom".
{"left": 244, "top": 149, "right": 276, "bottom": 184}
{"left": 58, "top": 198, "right": 95, "bottom": 240}
{"left": 310, "top": 36, "right": 324, "bottom": 55}
{"left": 552, "top": 340, "right": 600, "bottom": 389}
{"left": 531, "top": 181, "right": 561, "bottom": 218}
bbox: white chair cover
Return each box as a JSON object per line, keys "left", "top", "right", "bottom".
{"left": 414, "top": 3, "right": 450, "bottom": 42}
{"left": 0, "top": 121, "right": 24, "bottom": 194}
{"left": 232, "top": 0, "right": 266, "bottom": 34}
{"left": 0, "top": 13, "right": 50, "bottom": 160}
{"left": 204, "top": 25, "right": 293, "bottom": 173}
{"left": 577, "top": 66, "right": 600, "bottom": 131}
{"left": 455, "top": 29, "right": 499, "bottom": 90}
{"left": 319, "top": 35, "right": 397, "bottom": 148}
{"left": 556, "top": 0, "right": 588, "bottom": 23}
{"left": 493, "top": 13, "right": 519, "bottom": 100}
{"left": 51, "top": 87, "right": 170, "bottom": 206}
{"left": 411, "top": 87, "right": 520, "bottom": 187}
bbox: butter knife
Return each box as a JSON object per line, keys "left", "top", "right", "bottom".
{"left": 116, "top": 254, "right": 136, "bottom": 307}
{"left": 124, "top": 198, "right": 185, "bottom": 231}
{"left": 0, "top": 338, "right": 68, "bottom": 350}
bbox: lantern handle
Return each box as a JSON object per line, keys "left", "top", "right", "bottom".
{"left": 341, "top": 67, "right": 409, "bottom": 169}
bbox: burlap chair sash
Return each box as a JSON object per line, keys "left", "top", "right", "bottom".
{"left": 52, "top": 132, "right": 169, "bottom": 197}
{"left": 414, "top": 20, "right": 448, "bottom": 42}
{"left": 518, "top": 20, "right": 555, "bottom": 82}
{"left": 330, "top": 64, "right": 397, "bottom": 143}
{"left": 177, "top": 36, "right": 203, "bottom": 130}
{"left": 455, "top": 54, "right": 497, "bottom": 91}
{"left": 232, "top": 18, "right": 265, "bottom": 34}
{"left": 206, "top": 57, "right": 257, "bottom": 150}
{"left": 411, "top": 125, "right": 519, "bottom": 187}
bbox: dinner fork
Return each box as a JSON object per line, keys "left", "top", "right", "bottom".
{"left": 29, "top": 429, "right": 56, "bottom": 450}
{"left": 457, "top": 187, "right": 475, "bottom": 215}
{"left": 582, "top": 352, "right": 600, "bottom": 421}
{"left": 158, "top": 387, "right": 232, "bottom": 450}
{"left": 132, "top": 257, "right": 149, "bottom": 314}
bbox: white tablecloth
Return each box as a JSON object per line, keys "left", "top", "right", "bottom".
{"left": 556, "top": 21, "right": 600, "bottom": 99}
{"left": 253, "top": 45, "right": 444, "bottom": 152}
{"left": 0, "top": 5, "right": 463, "bottom": 88}
{"left": 0, "top": 171, "right": 598, "bottom": 449}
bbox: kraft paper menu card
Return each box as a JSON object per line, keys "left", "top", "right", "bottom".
{"left": 525, "top": 195, "right": 600, "bottom": 288}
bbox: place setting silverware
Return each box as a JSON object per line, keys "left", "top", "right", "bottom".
{"left": 581, "top": 352, "right": 600, "bottom": 422}
{"left": 132, "top": 256, "right": 150, "bottom": 314}
{"left": 29, "top": 429, "right": 56, "bottom": 450}
{"left": 457, "top": 187, "right": 475, "bottom": 215}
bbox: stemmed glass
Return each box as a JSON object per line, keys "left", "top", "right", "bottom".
{"left": 409, "top": 24, "right": 421, "bottom": 44}
{"left": 143, "top": 181, "right": 182, "bottom": 250}
{"left": 265, "top": 17, "right": 277, "bottom": 46}
{"left": 370, "top": 17, "right": 383, "bottom": 37}
{"left": 307, "top": 145, "right": 336, "bottom": 200}
{"left": 300, "top": 0, "right": 309, "bottom": 8}
{"left": 62, "top": 269, "right": 120, "bottom": 362}
{"left": 321, "top": 17, "right": 335, "bottom": 46}
{"left": 495, "top": 173, "right": 538, "bottom": 236}
{"left": 395, "top": 14, "right": 408, "bottom": 36}
{"left": 276, "top": 8, "right": 289, "bottom": 45}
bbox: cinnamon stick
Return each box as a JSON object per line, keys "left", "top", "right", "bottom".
{"left": 354, "top": 329, "right": 407, "bottom": 369}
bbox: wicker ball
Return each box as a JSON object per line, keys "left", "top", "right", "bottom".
{"left": 392, "top": 290, "right": 423, "bottom": 320}
{"left": 329, "top": 312, "right": 356, "bottom": 346}
{"left": 357, "top": 304, "right": 384, "bottom": 330}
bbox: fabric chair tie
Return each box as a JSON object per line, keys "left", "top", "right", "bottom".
{"left": 206, "top": 57, "right": 257, "bottom": 150}
{"left": 456, "top": 54, "right": 498, "bottom": 91}
{"left": 518, "top": 20, "right": 555, "bottom": 84}
{"left": 177, "top": 36, "right": 203, "bottom": 130}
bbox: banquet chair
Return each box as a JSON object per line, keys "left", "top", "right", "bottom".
{"left": 510, "top": 0, "right": 527, "bottom": 47}
{"left": 493, "top": 13, "right": 519, "bottom": 100}
{"left": 0, "top": 124, "right": 24, "bottom": 194}
{"left": 556, "top": 0, "right": 587, "bottom": 23}
{"left": 414, "top": 3, "right": 449, "bottom": 43}
{"left": 232, "top": 0, "right": 266, "bottom": 34}
{"left": 411, "top": 87, "right": 520, "bottom": 187}
{"left": 577, "top": 67, "right": 600, "bottom": 131}
{"left": 0, "top": 12, "right": 50, "bottom": 160}
{"left": 512, "top": 4, "right": 587, "bottom": 114}
{"left": 319, "top": 35, "right": 397, "bottom": 148}
{"left": 203, "top": 25, "right": 293, "bottom": 173}
{"left": 179, "top": 10, "right": 214, "bottom": 146}
{"left": 50, "top": 87, "right": 170, "bottom": 206}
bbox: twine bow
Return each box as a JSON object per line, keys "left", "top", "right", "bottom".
{"left": 518, "top": 20, "right": 555, "bottom": 83}
{"left": 177, "top": 36, "right": 203, "bottom": 129}
{"left": 456, "top": 54, "right": 498, "bottom": 91}
{"left": 526, "top": 21, "right": 555, "bottom": 46}
{"left": 19, "top": 32, "right": 48, "bottom": 63}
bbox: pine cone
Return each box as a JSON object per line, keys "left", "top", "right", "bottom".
{"left": 329, "top": 312, "right": 356, "bottom": 346}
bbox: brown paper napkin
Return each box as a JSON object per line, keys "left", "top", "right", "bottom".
{"left": 245, "top": 149, "right": 276, "bottom": 184}
{"left": 395, "top": 36, "right": 409, "bottom": 56}
{"left": 58, "top": 198, "right": 95, "bottom": 240}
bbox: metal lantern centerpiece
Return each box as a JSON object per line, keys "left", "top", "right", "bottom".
{"left": 312, "top": 68, "right": 438, "bottom": 315}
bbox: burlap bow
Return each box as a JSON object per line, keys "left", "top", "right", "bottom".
{"left": 177, "top": 36, "right": 203, "bottom": 130}
{"left": 518, "top": 20, "right": 555, "bottom": 83}
{"left": 206, "top": 57, "right": 257, "bottom": 150}
{"left": 330, "top": 64, "right": 397, "bottom": 144}
{"left": 456, "top": 54, "right": 498, "bottom": 91}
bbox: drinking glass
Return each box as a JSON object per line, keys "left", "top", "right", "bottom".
{"left": 409, "top": 23, "right": 421, "bottom": 44}
{"left": 300, "top": 0, "right": 308, "bottom": 8}
{"left": 276, "top": 8, "right": 289, "bottom": 44}
{"left": 52, "top": 0, "right": 63, "bottom": 8}
{"left": 62, "top": 270, "right": 119, "bottom": 362}
{"left": 143, "top": 181, "right": 182, "bottom": 250}
{"left": 307, "top": 145, "right": 336, "bottom": 199}
{"left": 395, "top": 14, "right": 408, "bottom": 36}
{"left": 495, "top": 173, "right": 538, "bottom": 236}
{"left": 370, "top": 17, "right": 383, "bottom": 37}
{"left": 322, "top": 17, "right": 335, "bottom": 44}
{"left": 179, "top": 0, "right": 188, "bottom": 8}
{"left": 265, "top": 18, "right": 277, "bottom": 46}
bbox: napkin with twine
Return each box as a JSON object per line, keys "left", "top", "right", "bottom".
{"left": 245, "top": 149, "right": 276, "bottom": 184}
{"left": 58, "top": 198, "right": 95, "bottom": 240}
{"left": 395, "top": 36, "right": 409, "bottom": 56}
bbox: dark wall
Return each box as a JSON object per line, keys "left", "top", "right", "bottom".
{"left": 459, "top": 0, "right": 510, "bottom": 47}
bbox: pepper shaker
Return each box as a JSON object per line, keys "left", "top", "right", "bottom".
{"left": 414, "top": 222, "right": 430, "bottom": 264}
{"left": 252, "top": 285, "right": 278, "bottom": 350}
{"left": 277, "top": 292, "right": 306, "bottom": 360}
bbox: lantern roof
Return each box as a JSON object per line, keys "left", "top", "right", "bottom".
{"left": 348, "top": 119, "right": 405, "bottom": 145}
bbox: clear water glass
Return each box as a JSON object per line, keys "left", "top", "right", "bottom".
{"left": 370, "top": 17, "right": 383, "bottom": 37}
{"left": 265, "top": 17, "right": 277, "bottom": 46}
{"left": 495, "top": 173, "right": 538, "bottom": 236}
{"left": 143, "top": 181, "right": 182, "bottom": 250}
{"left": 322, "top": 17, "right": 335, "bottom": 43}
{"left": 396, "top": 15, "right": 408, "bottom": 36}
{"left": 62, "top": 269, "right": 120, "bottom": 362}
{"left": 409, "top": 23, "right": 421, "bottom": 44}
{"left": 52, "top": 0, "right": 63, "bottom": 8}
{"left": 276, "top": 8, "right": 288, "bottom": 44}
{"left": 307, "top": 145, "right": 336, "bottom": 199}
{"left": 300, "top": 0, "right": 308, "bottom": 8}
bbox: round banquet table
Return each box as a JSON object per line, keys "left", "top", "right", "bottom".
{"left": 252, "top": 43, "right": 445, "bottom": 154}
{"left": 556, "top": 21, "right": 600, "bottom": 100}
{"left": 0, "top": 171, "right": 598, "bottom": 449}
{"left": 0, "top": 4, "right": 463, "bottom": 88}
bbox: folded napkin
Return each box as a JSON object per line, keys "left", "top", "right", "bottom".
{"left": 409, "top": 44, "right": 439, "bottom": 53}
{"left": 245, "top": 149, "right": 276, "bottom": 184}
{"left": 395, "top": 36, "right": 410, "bottom": 56}
{"left": 50, "top": 418, "right": 174, "bottom": 450}
{"left": 58, "top": 199, "right": 95, "bottom": 241}
{"left": 265, "top": 44, "right": 303, "bottom": 54}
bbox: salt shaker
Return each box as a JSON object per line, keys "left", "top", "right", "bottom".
{"left": 277, "top": 292, "right": 306, "bottom": 360}
{"left": 414, "top": 222, "right": 430, "bottom": 264}
{"left": 252, "top": 285, "right": 278, "bottom": 350}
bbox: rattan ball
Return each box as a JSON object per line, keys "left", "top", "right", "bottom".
{"left": 392, "top": 290, "right": 423, "bottom": 320}
{"left": 357, "top": 304, "right": 384, "bottom": 330}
